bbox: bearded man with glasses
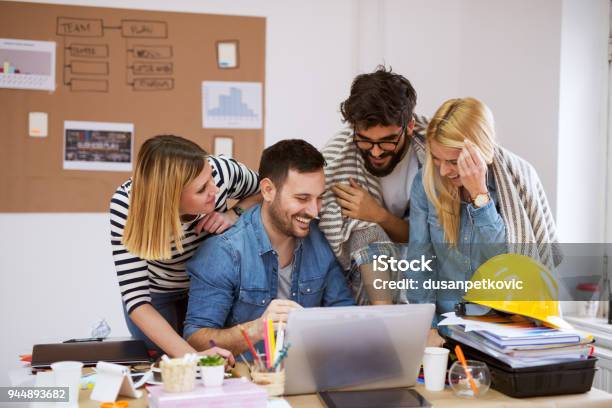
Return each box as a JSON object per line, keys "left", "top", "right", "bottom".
{"left": 353, "top": 122, "right": 409, "bottom": 178}
{"left": 319, "top": 66, "right": 429, "bottom": 308}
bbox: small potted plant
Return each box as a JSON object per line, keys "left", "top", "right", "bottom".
{"left": 198, "top": 354, "right": 226, "bottom": 387}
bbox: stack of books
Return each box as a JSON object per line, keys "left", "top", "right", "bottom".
{"left": 439, "top": 312, "right": 593, "bottom": 368}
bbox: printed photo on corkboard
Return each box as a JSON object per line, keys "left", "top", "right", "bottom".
{"left": 63, "top": 120, "right": 133, "bottom": 172}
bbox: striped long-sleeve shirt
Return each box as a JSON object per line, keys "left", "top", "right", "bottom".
{"left": 110, "top": 155, "right": 260, "bottom": 314}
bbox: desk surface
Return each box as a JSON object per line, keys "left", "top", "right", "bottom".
{"left": 78, "top": 361, "right": 612, "bottom": 408}
{"left": 79, "top": 386, "right": 612, "bottom": 408}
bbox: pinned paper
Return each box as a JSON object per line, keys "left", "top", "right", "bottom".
{"left": 63, "top": 121, "right": 133, "bottom": 172}
{"left": 29, "top": 112, "right": 48, "bottom": 137}
{"left": 214, "top": 136, "right": 233, "bottom": 158}
{"left": 202, "top": 81, "right": 262, "bottom": 129}
{"left": 217, "top": 41, "right": 238, "bottom": 69}
{"left": 90, "top": 361, "right": 142, "bottom": 402}
{"left": 0, "top": 38, "right": 56, "bottom": 91}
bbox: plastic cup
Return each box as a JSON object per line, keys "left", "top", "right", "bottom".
{"left": 50, "top": 361, "right": 83, "bottom": 406}
{"left": 422, "top": 347, "right": 449, "bottom": 391}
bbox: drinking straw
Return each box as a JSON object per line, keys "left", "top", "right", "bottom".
{"left": 454, "top": 344, "right": 478, "bottom": 396}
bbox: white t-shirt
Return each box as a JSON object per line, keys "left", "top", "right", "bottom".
{"left": 379, "top": 142, "right": 419, "bottom": 220}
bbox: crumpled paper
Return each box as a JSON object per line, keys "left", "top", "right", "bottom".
{"left": 91, "top": 318, "right": 111, "bottom": 338}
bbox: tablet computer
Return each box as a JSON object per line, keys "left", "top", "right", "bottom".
{"left": 319, "top": 388, "right": 431, "bottom": 408}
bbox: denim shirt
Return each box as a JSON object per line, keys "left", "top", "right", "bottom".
{"left": 405, "top": 169, "right": 507, "bottom": 329}
{"left": 183, "top": 204, "right": 354, "bottom": 340}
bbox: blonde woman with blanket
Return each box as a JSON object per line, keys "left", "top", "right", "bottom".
{"left": 407, "top": 97, "right": 560, "bottom": 345}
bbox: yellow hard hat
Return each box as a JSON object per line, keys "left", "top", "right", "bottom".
{"left": 463, "top": 253, "right": 571, "bottom": 329}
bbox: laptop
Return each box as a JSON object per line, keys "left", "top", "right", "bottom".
{"left": 283, "top": 304, "right": 435, "bottom": 395}
{"left": 31, "top": 339, "right": 152, "bottom": 369}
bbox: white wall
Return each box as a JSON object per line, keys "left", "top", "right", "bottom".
{"left": 0, "top": 214, "right": 126, "bottom": 375}
{"left": 1, "top": 0, "right": 609, "bottom": 384}
{"left": 382, "top": 0, "right": 564, "bottom": 214}
{"left": 555, "top": 0, "right": 609, "bottom": 317}
{"left": 557, "top": 0, "right": 610, "bottom": 243}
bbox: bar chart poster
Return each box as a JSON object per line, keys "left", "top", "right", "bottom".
{"left": 202, "top": 81, "right": 262, "bottom": 129}
{"left": 0, "top": 38, "right": 56, "bottom": 91}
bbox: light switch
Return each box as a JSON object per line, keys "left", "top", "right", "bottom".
{"left": 29, "top": 112, "right": 48, "bottom": 137}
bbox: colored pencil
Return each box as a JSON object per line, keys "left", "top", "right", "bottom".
{"left": 268, "top": 319, "right": 276, "bottom": 366}
{"left": 238, "top": 353, "right": 252, "bottom": 371}
{"left": 274, "top": 321, "right": 285, "bottom": 364}
{"left": 263, "top": 319, "right": 271, "bottom": 369}
{"left": 272, "top": 343, "right": 291, "bottom": 372}
{"left": 238, "top": 324, "right": 264, "bottom": 370}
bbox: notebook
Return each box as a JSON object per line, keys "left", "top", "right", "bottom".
{"left": 147, "top": 379, "right": 267, "bottom": 408}
{"left": 31, "top": 339, "right": 152, "bottom": 368}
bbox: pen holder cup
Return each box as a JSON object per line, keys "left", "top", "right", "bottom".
{"left": 160, "top": 358, "right": 198, "bottom": 393}
{"left": 250, "top": 369, "right": 285, "bottom": 397}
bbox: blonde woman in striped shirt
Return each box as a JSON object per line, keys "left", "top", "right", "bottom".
{"left": 110, "top": 135, "right": 259, "bottom": 358}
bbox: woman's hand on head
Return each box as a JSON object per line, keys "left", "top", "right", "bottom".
{"left": 195, "top": 211, "right": 239, "bottom": 235}
{"left": 457, "top": 139, "right": 488, "bottom": 199}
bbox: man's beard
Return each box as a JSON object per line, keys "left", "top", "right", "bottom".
{"left": 359, "top": 142, "right": 407, "bottom": 177}
{"left": 269, "top": 197, "right": 312, "bottom": 238}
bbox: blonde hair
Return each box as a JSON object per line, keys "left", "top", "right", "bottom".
{"left": 123, "top": 135, "right": 207, "bottom": 260}
{"left": 423, "top": 97, "right": 496, "bottom": 246}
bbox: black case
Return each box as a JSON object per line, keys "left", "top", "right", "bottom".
{"left": 31, "top": 339, "right": 152, "bottom": 368}
{"left": 444, "top": 338, "right": 597, "bottom": 398}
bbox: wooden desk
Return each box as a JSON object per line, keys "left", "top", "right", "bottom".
{"left": 284, "top": 387, "right": 612, "bottom": 408}
{"left": 78, "top": 362, "right": 612, "bottom": 408}
{"left": 79, "top": 385, "right": 612, "bottom": 408}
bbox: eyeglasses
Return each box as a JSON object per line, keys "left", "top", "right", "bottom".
{"left": 353, "top": 125, "right": 405, "bottom": 152}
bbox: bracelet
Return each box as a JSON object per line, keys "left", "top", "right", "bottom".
{"left": 232, "top": 206, "right": 245, "bottom": 217}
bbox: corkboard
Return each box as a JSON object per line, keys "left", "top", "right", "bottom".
{"left": 0, "top": 1, "right": 265, "bottom": 212}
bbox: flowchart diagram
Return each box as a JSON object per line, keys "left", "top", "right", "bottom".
{"left": 56, "top": 17, "right": 174, "bottom": 92}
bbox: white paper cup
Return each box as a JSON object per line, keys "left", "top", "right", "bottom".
{"left": 422, "top": 347, "right": 449, "bottom": 392}
{"left": 51, "top": 361, "right": 83, "bottom": 406}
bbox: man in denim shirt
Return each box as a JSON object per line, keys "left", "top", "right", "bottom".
{"left": 184, "top": 140, "right": 354, "bottom": 354}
